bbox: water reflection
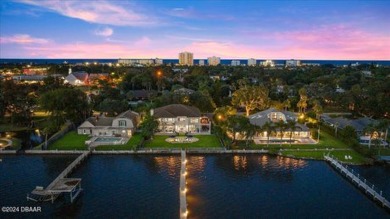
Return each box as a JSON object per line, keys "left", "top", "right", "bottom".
{"left": 275, "top": 156, "right": 307, "bottom": 169}
{"left": 154, "top": 156, "right": 180, "bottom": 177}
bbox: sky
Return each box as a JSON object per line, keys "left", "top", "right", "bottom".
{"left": 0, "top": 0, "right": 389, "bottom": 60}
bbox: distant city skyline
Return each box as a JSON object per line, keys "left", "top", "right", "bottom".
{"left": 0, "top": 0, "right": 389, "bottom": 60}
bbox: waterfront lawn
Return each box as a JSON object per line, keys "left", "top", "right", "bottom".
{"left": 49, "top": 131, "right": 89, "bottom": 150}
{"left": 250, "top": 131, "right": 348, "bottom": 150}
{"left": 144, "top": 135, "right": 222, "bottom": 148}
{"left": 95, "top": 134, "right": 143, "bottom": 151}
{"left": 281, "top": 150, "right": 368, "bottom": 164}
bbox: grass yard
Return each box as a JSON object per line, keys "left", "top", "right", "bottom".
{"left": 144, "top": 135, "right": 222, "bottom": 148}
{"left": 49, "top": 131, "right": 89, "bottom": 150}
{"left": 95, "top": 134, "right": 143, "bottom": 151}
{"left": 281, "top": 150, "right": 368, "bottom": 164}
{"left": 250, "top": 131, "right": 348, "bottom": 150}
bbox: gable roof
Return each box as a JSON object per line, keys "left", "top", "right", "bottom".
{"left": 154, "top": 104, "right": 201, "bottom": 118}
{"left": 86, "top": 116, "right": 114, "bottom": 127}
{"left": 117, "top": 110, "right": 139, "bottom": 124}
{"left": 321, "top": 115, "right": 377, "bottom": 132}
{"left": 249, "top": 108, "right": 297, "bottom": 126}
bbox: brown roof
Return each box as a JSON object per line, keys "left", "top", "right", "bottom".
{"left": 154, "top": 104, "right": 201, "bottom": 118}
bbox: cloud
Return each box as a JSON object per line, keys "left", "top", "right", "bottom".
{"left": 94, "top": 27, "right": 113, "bottom": 37}
{"left": 0, "top": 34, "right": 49, "bottom": 44}
{"left": 17, "top": 0, "right": 157, "bottom": 26}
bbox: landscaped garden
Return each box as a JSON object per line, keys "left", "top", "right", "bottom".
{"left": 49, "top": 131, "right": 89, "bottom": 150}
{"left": 144, "top": 135, "right": 222, "bottom": 148}
{"left": 49, "top": 131, "right": 144, "bottom": 151}
{"left": 95, "top": 134, "right": 143, "bottom": 151}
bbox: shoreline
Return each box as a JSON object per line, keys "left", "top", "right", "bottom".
{"left": 0, "top": 149, "right": 377, "bottom": 165}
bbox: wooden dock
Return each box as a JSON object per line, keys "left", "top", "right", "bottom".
{"left": 27, "top": 151, "right": 91, "bottom": 203}
{"left": 324, "top": 155, "right": 390, "bottom": 210}
{"left": 180, "top": 150, "right": 188, "bottom": 219}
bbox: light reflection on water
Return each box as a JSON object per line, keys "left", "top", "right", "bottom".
{"left": 0, "top": 154, "right": 389, "bottom": 218}
{"left": 186, "top": 154, "right": 389, "bottom": 219}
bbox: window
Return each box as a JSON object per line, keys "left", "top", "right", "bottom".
{"left": 190, "top": 118, "right": 199, "bottom": 123}
{"left": 119, "top": 120, "right": 127, "bottom": 127}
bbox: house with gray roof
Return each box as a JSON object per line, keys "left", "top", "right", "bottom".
{"left": 64, "top": 71, "right": 109, "bottom": 86}
{"left": 77, "top": 110, "right": 139, "bottom": 137}
{"left": 152, "top": 104, "right": 211, "bottom": 134}
{"left": 249, "top": 108, "right": 312, "bottom": 143}
{"left": 321, "top": 115, "right": 388, "bottom": 146}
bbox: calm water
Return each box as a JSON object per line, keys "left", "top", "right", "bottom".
{"left": 0, "top": 154, "right": 389, "bottom": 218}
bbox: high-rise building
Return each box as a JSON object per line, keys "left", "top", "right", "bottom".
{"left": 261, "top": 60, "right": 275, "bottom": 67}
{"left": 155, "top": 58, "right": 163, "bottom": 65}
{"left": 248, "top": 58, "right": 257, "bottom": 66}
{"left": 231, "top": 60, "right": 240, "bottom": 66}
{"left": 199, "top": 60, "right": 205, "bottom": 66}
{"left": 285, "top": 59, "right": 301, "bottom": 67}
{"left": 207, "top": 56, "right": 221, "bottom": 66}
{"left": 179, "top": 52, "right": 194, "bottom": 66}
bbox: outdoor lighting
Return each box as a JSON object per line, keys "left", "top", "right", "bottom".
{"left": 218, "top": 115, "right": 222, "bottom": 120}
{"left": 157, "top": 71, "right": 162, "bottom": 77}
{"left": 300, "top": 114, "right": 305, "bottom": 119}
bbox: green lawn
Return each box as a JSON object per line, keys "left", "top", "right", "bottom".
{"left": 144, "top": 135, "right": 222, "bottom": 148}
{"left": 250, "top": 131, "right": 348, "bottom": 150}
{"left": 95, "top": 134, "right": 143, "bottom": 151}
{"left": 281, "top": 150, "right": 368, "bottom": 164}
{"left": 49, "top": 131, "right": 89, "bottom": 150}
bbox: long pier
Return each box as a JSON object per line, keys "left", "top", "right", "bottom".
{"left": 324, "top": 155, "right": 390, "bottom": 209}
{"left": 180, "top": 150, "right": 188, "bottom": 219}
{"left": 27, "top": 151, "right": 91, "bottom": 203}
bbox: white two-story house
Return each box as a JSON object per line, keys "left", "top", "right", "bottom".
{"left": 153, "top": 104, "right": 211, "bottom": 134}
{"left": 78, "top": 110, "right": 140, "bottom": 137}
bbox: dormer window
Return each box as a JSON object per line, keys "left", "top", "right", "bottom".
{"left": 119, "top": 120, "right": 127, "bottom": 127}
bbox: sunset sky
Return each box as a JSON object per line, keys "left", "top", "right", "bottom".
{"left": 1, "top": 0, "right": 389, "bottom": 60}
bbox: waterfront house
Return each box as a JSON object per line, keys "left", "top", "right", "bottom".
{"left": 64, "top": 71, "right": 109, "bottom": 86}
{"left": 249, "top": 108, "right": 312, "bottom": 143}
{"left": 78, "top": 110, "right": 140, "bottom": 137}
{"left": 321, "top": 115, "right": 388, "bottom": 146}
{"left": 153, "top": 104, "right": 211, "bottom": 134}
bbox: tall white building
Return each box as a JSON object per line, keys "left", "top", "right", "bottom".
{"left": 285, "top": 59, "right": 301, "bottom": 67}
{"left": 208, "top": 56, "right": 221, "bottom": 66}
{"left": 179, "top": 52, "right": 194, "bottom": 66}
{"left": 155, "top": 58, "right": 163, "bottom": 65}
{"left": 198, "top": 60, "right": 205, "bottom": 66}
{"left": 231, "top": 60, "right": 240, "bottom": 66}
{"left": 261, "top": 60, "right": 275, "bottom": 67}
{"left": 248, "top": 58, "right": 257, "bottom": 66}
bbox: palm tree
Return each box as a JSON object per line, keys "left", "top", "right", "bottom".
{"left": 287, "top": 120, "right": 300, "bottom": 147}
{"left": 377, "top": 119, "right": 389, "bottom": 147}
{"left": 244, "top": 123, "right": 257, "bottom": 148}
{"left": 262, "top": 121, "right": 275, "bottom": 147}
{"left": 364, "top": 123, "right": 377, "bottom": 149}
{"left": 276, "top": 120, "right": 287, "bottom": 146}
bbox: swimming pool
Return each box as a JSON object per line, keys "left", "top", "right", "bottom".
{"left": 94, "top": 137, "right": 122, "bottom": 143}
